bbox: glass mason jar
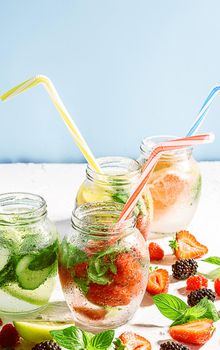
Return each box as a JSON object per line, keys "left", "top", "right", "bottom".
{"left": 138, "top": 136, "right": 202, "bottom": 235}
{"left": 59, "top": 202, "right": 149, "bottom": 331}
{"left": 0, "top": 193, "right": 59, "bottom": 314}
{"left": 76, "top": 157, "right": 153, "bottom": 240}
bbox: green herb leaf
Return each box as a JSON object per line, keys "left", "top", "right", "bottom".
{"left": 74, "top": 277, "right": 89, "bottom": 294}
{"left": 29, "top": 241, "right": 58, "bottom": 270}
{"left": 91, "top": 330, "right": 115, "bottom": 349}
{"left": 203, "top": 256, "right": 220, "bottom": 266}
{"left": 114, "top": 338, "right": 125, "bottom": 349}
{"left": 201, "top": 267, "right": 220, "bottom": 280}
{"left": 50, "top": 326, "right": 86, "bottom": 350}
{"left": 153, "top": 294, "right": 188, "bottom": 320}
{"left": 171, "top": 297, "right": 219, "bottom": 326}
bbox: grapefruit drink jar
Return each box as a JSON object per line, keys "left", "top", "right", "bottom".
{"left": 76, "top": 157, "right": 153, "bottom": 240}
{"left": 59, "top": 201, "right": 149, "bottom": 331}
{"left": 138, "top": 136, "right": 202, "bottom": 235}
{"left": 0, "top": 193, "right": 59, "bottom": 314}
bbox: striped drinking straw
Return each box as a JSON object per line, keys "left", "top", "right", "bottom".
{"left": 118, "top": 133, "right": 215, "bottom": 223}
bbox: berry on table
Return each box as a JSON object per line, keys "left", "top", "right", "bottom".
{"left": 172, "top": 259, "right": 198, "bottom": 280}
{"left": 186, "top": 275, "right": 208, "bottom": 291}
{"left": 214, "top": 278, "right": 220, "bottom": 296}
{"left": 146, "top": 268, "right": 169, "bottom": 295}
{"left": 160, "top": 340, "right": 190, "bottom": 350}
{"left": 149, "top": 242, "right": 164, "bottom": 261}
{"left": 169, "top": 231, "right": 208, "bottom": 259}
{"left": 0, "top": 324, "right": 20, "bottom": 348}
{"left": 169, "top": 319, "right": 215, "bottom": 345}
{"left": 187, "top": 288, "right": 216, "bottom": 306}
{"left": 32, "top": 340, "right": 61, "bottom": 350}
{"left": 119, "top": 331, "right": 151, "bottom": 349}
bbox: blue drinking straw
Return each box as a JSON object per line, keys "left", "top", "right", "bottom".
{"left": 187, "top": 85, "right": 220, "bottom": 136}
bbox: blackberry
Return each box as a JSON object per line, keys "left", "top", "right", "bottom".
{"left": 32, "top": 341, "right": 61, "bottom": 350}
{"left": 172, "top": 259, "right": 198, "bottom": 280}
{"left": 187, "top": 288, "right": 216, "bottom": 306}
{"left": 160, "top": 341, "right": 189, "bottom": 350}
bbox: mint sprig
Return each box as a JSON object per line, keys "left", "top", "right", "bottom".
{"left": 200, "top": 256, "right": 220, "bottom": 280}
{"left": 51, "top": 326, "right": 115, "bottom": 350}
{"left": 153, "top": 294, "right": 219, "bottom": 326}
{"left": 153, "top": 294, "right": 187, "bottom": 320}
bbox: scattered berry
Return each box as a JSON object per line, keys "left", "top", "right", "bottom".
{"left": 149, "top": 242, "right": 164, "bottom": 261}
{"left": 0, "top": 319, "right": 2, "bottom": 326}
{"left": 214, "top": 278, "right": 220, "bottom": 296}
{"left": 0, "top": 324, "right": 20, "bottom": 348}
{"left": 187, "top": 288, "right": 216, "bottom": 306}
{"left": 172, "top": 259, "right": 198, "bottom": 280}
{"left": 186, "top": 275, "right": 208, "bottom": 291}
{"left": 169, "top": 319, "right": 215, "bottom": 345}
{"left": 160, "top": 341, "right": 190, "bottom": 350}
{"left": 73, "top": 306, "right": 107, "bottom": 320}
{"left": 32, "top": 340, "right": 61, "bottom": 350}
{"left": 169, "top": 231, "right": 208, "bottom": 259}
{"left": 146, "top": 268, "right": 169, "bottom": 295}
{"left": 119, "top": 331, "right": 151, "bottom": 349}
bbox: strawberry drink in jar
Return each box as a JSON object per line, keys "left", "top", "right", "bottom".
{"left": 59, "top": 201, "right": 149, "bottom": 331}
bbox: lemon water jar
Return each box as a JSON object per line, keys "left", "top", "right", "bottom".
{"left": 76, "top": 157, "right": 153, "bottom": 240}
{"left": 138, "top": 136, "right": 202, "bottom": 235}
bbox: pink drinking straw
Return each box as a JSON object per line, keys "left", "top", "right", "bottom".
{"left": 118, "top": 133, "right": 214, "bottom": 223}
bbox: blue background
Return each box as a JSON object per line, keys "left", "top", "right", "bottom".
{"left": 1, "top": 0, "right": 220, "bottom": 163}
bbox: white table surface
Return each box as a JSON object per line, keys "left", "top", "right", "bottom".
{"left": 0, "top": 162, "right": 220, "bottom": 349}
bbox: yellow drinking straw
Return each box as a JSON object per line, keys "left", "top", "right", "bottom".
{"left": 0, "top": 75, "right": 102, "bottom": 172}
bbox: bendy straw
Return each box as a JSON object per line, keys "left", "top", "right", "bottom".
{"left": 118, "top": 133, "right": 214, "bottom": 222}
{"left": 0, "top": 75, "right": 102, "bottom": 172}
{"left": 187, "top": 85, "right": 220, "bottom": 136}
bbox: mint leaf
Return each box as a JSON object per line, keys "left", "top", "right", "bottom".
{"left": 50, "top": 326, "right": 86, "bottom": 350}
{"left": 171, "top": 297, "right": 219, "bottom": 326}
{"left": 29, "top": 241, "right": 58, "bottom": 270}
{"left": 114, "top": 338, "right": 125, "bottom": 349}
{"left": 91, "top": 330, "right": 115, "bottom": 349}
{"left": 201, "top": 267, "right": 220, "bottom": 280}
{"left": 203, "top": 256, "right": 220, "bottom": 266}
{"left": 74, "top": 277, "right": 89, "bottom": 294}
{"left": 153, "top": 294, "right": 188, "bottom": 320}
{"left": 203, "top": 299, "right": 219, "bottom": 321}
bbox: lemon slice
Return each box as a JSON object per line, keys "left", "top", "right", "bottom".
{"left": 77, "top": 183, "right": 112, "bottom": 205}
{"left": 14, "top": 321, "right": 75, "bottom": 343}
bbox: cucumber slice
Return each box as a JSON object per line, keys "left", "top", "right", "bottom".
{"left": 0, "top": 247, "right": 10, "bottom": 271}
{"left": 16, "top": 255, "right": 56, "bottom": 290}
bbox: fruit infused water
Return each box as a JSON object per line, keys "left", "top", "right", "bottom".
{"left": 59, "top": 202, "right": 149, "bottom": 331}
{"left": 138, "top": 136, "right": 201, "bottom": 235}
{"left": 0, "top": 193, "right": 58, "bottom": 314}
{"left": 76, "top": 157, "right": 153, "bottom": 240}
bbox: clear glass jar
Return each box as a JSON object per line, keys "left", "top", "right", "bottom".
{"left": 59, "top": 202, "right": 149, "bottom": 332}
{"left": 0, "top": 193, "right": 59, "bottom": 314}
{"left": 138, "top": 136, "right": 202, "bottom": 235}
{"left": 76, "top": 157, "right": 153, "bottom": 240}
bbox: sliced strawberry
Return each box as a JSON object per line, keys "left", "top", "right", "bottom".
{"left": 214, "top": 278, "right": 220, "bottom": 296}
{"left": 73, "top": 306, "right": 107, "bottom": 320}
{"left": 74, "top": 262, "right": 88, "bottom": 278}
{"left": 169, "top": 319, "right": 215, "bottom": 345}
{"left": 146, "top": 268, "right": 169, "bottom": 295}
{"left": 169, "top": 230, "right": 208, "bottom": 259}
{"left": 149, "top": 242, "right": 164, "bottom": 261}
{"left": 119, "top": 331, "right": 151, "bottom": 350}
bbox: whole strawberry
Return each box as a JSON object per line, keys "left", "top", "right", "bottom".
{"left": 149, "top": 242, "right": 164, "bottom": 261}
